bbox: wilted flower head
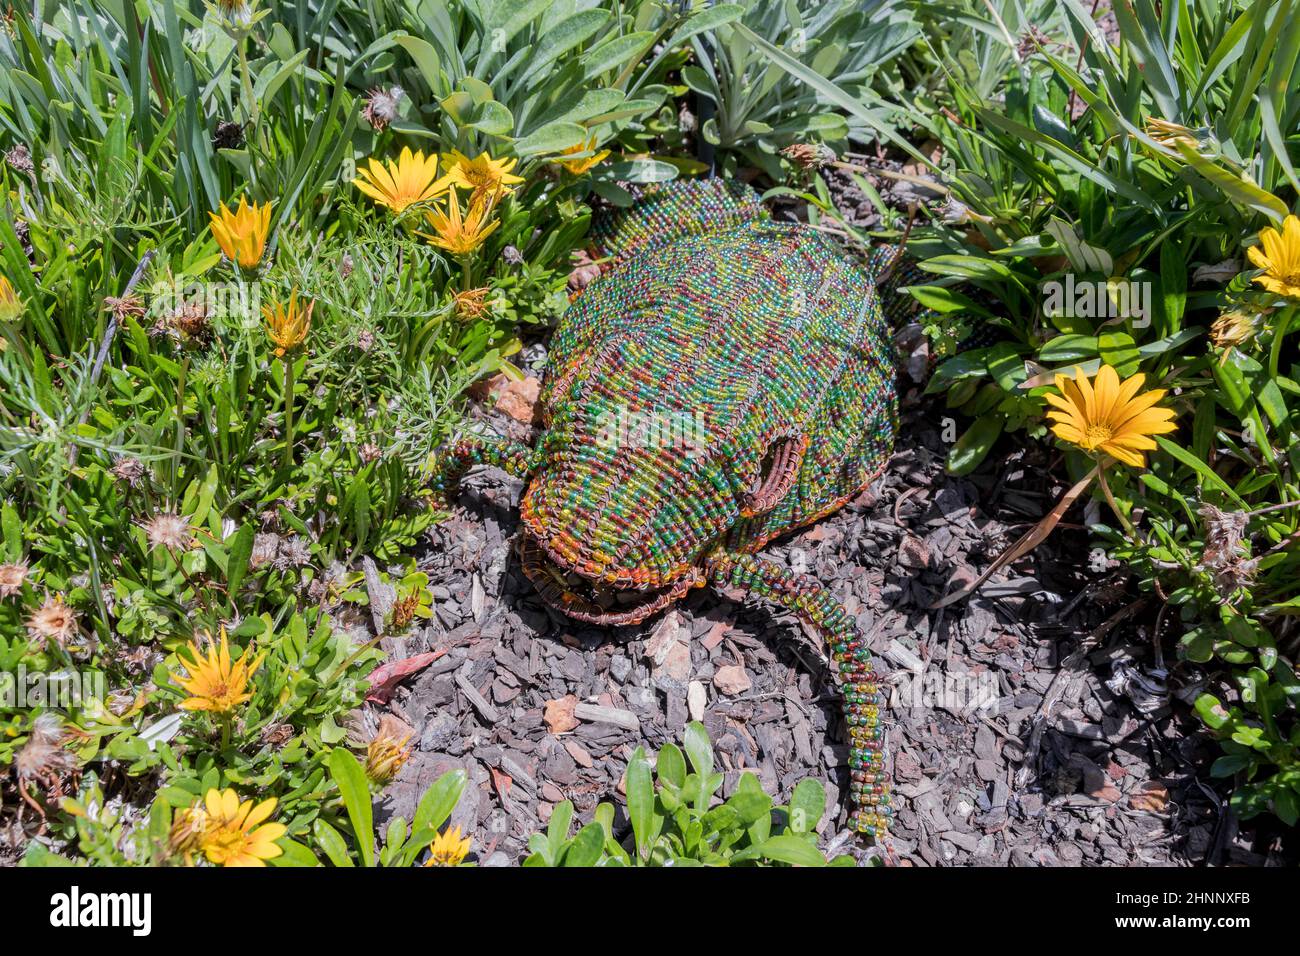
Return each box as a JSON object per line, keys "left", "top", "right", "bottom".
{"left": 208, "top": 197, "right": 272, "bottom": 270}
{"left": 1210, "top": 308, "right": 1262, "bottom": 355}
{"left": 362, "top": 86, "right": 404, "bottom": 131}
{"left": 139, "top": 511, "right": 196, "bottom": 552}
{"left": 169, "top": 300, "right": 213, "bottom": 344}
{"left": 0, "top": 274, "right": 24, "bottom": 323}
{"left": 501, "top": 245, "right": 524, "bottom": 266}
{"left": 364, "top": 714, "right": 414, "bottom": 786}
{"left": 1197, "top": 503, "right": 1257, "bottom": 598}
{"left": 781, "top": 142, "right": 836, "bottom": 170}
{"left": 358, "top": 442, "right": 382, "bottom": 464}
{"left": 1143, "top": 117, "right": 1199, "bottom": 150}
{"left": 1246, "top": 214, "right": 1300, "bottom": 301}
{"left": 168, "top": 805, "right": 209, "bottom": 861}
{"left": 0, "top": 561, "right": 28, "bottom": 599}
{"left": 26, "top": 596, "right": 79, "bottom": 649}
{"left": 452, "top": 286, "right": 490, "bottom": 321}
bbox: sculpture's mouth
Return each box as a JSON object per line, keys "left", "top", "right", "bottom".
{"left": 518, "top": 533, "right": 701, "bottom": 626}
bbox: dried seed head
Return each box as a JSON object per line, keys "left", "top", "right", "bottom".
{"left": 0, "top": 561, "right": 29, "bottom": 599}
{"left": 103, "top": 294, "right": 146, "bottom": 321}
{"left": 212, "top": 120, "right": 245, "bottom": 150}
{"left": 25, "top": 596, "right": 79, "bottom": 649}
{"left": 1210, "top": 309, "right": 1261, "bottom": 352}
{"left": 171, "top": 300, "right": 212, "bottom": 344}
{"left": 260, "top": 722, "right": 296, "bottom": 747}
{"left": 249, "top": 532, "right": 281, "bottom": 570}
{"left": 355, "top": 328, "right": 374, "bottom": 352}
{"left": 501, "top": 245, "right": 523, "bottom": 266}
{"left": 6, "top": 143, "right": 33, "bottom": 174}
{"left": 273, "top": 535, "right": 311, "bottom": 570}
{"left": 140, "top": 511, "right": 197, "bottom": 552}
{"left": 359, "top": 442, "right": 382, "bottom": 464}
{"left": 361, "top": 86, "right": 404, "bottom": 131}
{"left": 340, "top": 252, "right": 354, "bottom": 280}
{"left": 111, "top": 456, "right": 147, "bottom": 487}
{"left": 15, "top": 715, "right": 78, "bottom": 782}
{"left": 1199, "top": 503, "right": 1248, "bottom": 567}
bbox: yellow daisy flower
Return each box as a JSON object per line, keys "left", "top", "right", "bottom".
{"left": 353, "top": 147, "right": 447, "bottom": 215}
{"left": 555, "top": 135, "right": 611, "bottom": 175}
{"left": 172, "top": 627, "right": 264, "bottom": 714}
{"left": 420, "top": 196, "right": 500, "bottom": 256}
{"left": 1246, "top": 214, "right": 1300, "bottom": 300}
{"left": 263, "top": 288, "right": 313, "bottom": 357}
{"left": 208, "top": 197, "right": 271, "bottom": 270}
{"left": 199, "top": 788, "right": 286, "bottom": 867}
{"left": 440, "top": 150, "right": 524, "bottom": 202}
{"left": 1044, "top": 365, "right": 1178, "bottom": 468}
{"left": 424, "top": 825, "right": 471, "bottom": 866}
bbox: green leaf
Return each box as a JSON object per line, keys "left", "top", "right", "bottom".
{"left": 625, "top": 748, "right": 656, "bottom": 860}
{"left": 946, "top": 414, "right": 1004, "bottom": 476}
{"left": 561, "top": 823, "right": 606, "bottom": 866}
{"left": 751, "top": 834, "right": 826, "bottom": 867}
{"left": 312, "top": 819, "right": 355, "bottom": 867}
{"left": 225, "top": 523, "right": 254, "bottom": 599}
{"left": 328, "top": 748, "right": 374, "bottom": 867}
{"left": 413, "top": 769, "right": 467, "bottom": 834}
{"left": 788, "top": 778, "right": 825, "bottom": 834}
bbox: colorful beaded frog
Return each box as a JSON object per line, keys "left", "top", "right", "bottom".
{"left": 435, "top": 179, "right": 913, "bottom": 839}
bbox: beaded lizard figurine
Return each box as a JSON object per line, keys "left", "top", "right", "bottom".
{"left": 435, "top": 178, "right": 913, "bottom": 839}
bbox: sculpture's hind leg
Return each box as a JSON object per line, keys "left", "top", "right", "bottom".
{"left": 431, "top": 436, "right": 541, "bottom": 509}
{"left": 704, "top": 550, "right": 891, "bottom": 838}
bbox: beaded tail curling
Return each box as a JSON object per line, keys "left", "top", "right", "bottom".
{"left": 705, "top": 551, "right": 891, "bottom": 838}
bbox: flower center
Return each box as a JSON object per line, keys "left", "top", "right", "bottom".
{"left": 203, "top": 825, "right": 248, "bottom": 863}
{"left": 1083, "top": 423, "right": 1113, "bottom": 448}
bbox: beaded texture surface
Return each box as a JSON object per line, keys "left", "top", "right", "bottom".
{"left": 437, "top": 179, "right": 901, "bottom": 839}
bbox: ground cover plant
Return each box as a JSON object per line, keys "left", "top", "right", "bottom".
{"left": 0, "top": 0, "right": 1297, "bottom": 867}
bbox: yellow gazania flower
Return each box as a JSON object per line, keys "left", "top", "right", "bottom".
{"left": 208, "top": 197, "right": 271, "bottom": 270}
{"left": 420, "top": 196, "right": 500, "bottom": 256}
{"left": 1044, "top": 365, "right": 1178, "bottom": 468}
{"left": 440, "top": 150, "right": 524, "bottom": 202}
{"left": 263, "top": 289, "right": 313, "bottom": 356}
{"left": 0, "top": 274, "right": 23, "bottom": 323}
{"left": 353, "top": 147, "right": 447, "bottom": 215}
{"left": 424, "top": 825, "right": 471, "bottom": 867}
{"left": 198, "top": 788, "right": 286, "bottom": 867}
{"left": 1246, "top": 214, "right": 1300, "bottom": 300}
{"left": 172, "top": 627, "right": 264, "bottom": 714}
{"left": 555, "top": 135, "right": 611, "bottom": 175}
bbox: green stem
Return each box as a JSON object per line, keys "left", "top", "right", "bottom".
{"left": 281, "top": 355, "right": 296, "bottom": 469}
{"left": 1097, "top": 463, "right": 1135, "bottom": 536}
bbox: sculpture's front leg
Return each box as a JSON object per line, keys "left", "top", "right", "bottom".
{"left": 704, "top": 549, "right": 891, "bottom": 838}
{"left": 430, "top": 435, "right": 541, "bottom": 510}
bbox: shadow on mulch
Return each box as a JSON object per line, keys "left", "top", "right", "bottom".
{"left": 371, "top": 387, "right": 1288, "bottom": 866}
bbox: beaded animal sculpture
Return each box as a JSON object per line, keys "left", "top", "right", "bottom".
{"left": 435, "top": 178, "right": 914, "bottom": 839}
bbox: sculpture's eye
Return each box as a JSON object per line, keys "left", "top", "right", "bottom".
{"left": 740, "top": 433, "right": 807, "bottom": 517}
